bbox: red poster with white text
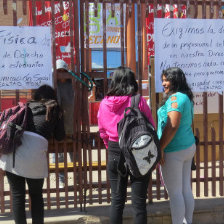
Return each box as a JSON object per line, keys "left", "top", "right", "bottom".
{"left": 29, "top": 1, "right": 75, "bottom": 67}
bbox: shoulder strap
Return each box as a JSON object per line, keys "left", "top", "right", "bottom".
{"left": 21, "top": 103, "right": 29, "bottom": 129}
{"left": 131, "top": 94, "right": 140, "bottom": 108}
{"left": 44, "top": 100, "right": 59, "bottom": 121}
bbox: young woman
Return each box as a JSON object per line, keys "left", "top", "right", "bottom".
{"left": 157, "top": 67, "right": 196, "bottom": 224}
{"left": 0, "top": 85, "right": 65, "bottom": 224}
{"left": 97, "top": 66, "right": 155, "bottom": 224}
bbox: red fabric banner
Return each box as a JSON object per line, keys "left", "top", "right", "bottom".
{"left": 28, "top": 1, "right": 75, "bottom": 66}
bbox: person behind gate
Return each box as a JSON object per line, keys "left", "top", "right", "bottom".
{"left": 0, "top": 85, "right": 65, "bottom": 224}
{"left": 53, "top": 59, "right": 75, "bottom": 188}
{"left": 97, "top": 66, "right": 155, "bottom": 224}
{"left": 157, "top": 67, "right": 196, "bottom": 224}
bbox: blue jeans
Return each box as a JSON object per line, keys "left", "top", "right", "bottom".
{"left": 107, "top": 141, "right": 150, "bottom": 224}
{"left": 6, "top": 171, "right": 44, "bottom": 224}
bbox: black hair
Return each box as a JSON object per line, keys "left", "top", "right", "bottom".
{"left": 107, "top": 66, "right": 138, "bottom": 96}
{"left": 160, "top": 67, "right": 194, "bottom": 106}
{"left": 33, "top": 84, "right": 57, "bottom": 101}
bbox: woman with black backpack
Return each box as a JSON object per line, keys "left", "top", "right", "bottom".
{"left": 0, "top": 85, "right": 65, "bottom": 224}
{"left": 97, "top": 67, "right": 155, "bottom": 224}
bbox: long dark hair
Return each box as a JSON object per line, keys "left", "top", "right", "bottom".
{"left": 107, "top": 66, "right": 138, "bottom": 96}
{"left": 160, "top": 67, "right": 193, "bottom": 106}
{"left": 33, "top": 84, "right": 57, "bottom": 101}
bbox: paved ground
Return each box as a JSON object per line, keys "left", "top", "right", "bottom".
{"left": 1, "top": 135, "right": 224, "bottom": 224}
{"left": 1, "top": 197, "right": 224, "bottom": 224}
{"left": 1, "top": 165, "right": 224, "bottom": 224}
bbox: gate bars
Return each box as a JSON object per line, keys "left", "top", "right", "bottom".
{"left": 0, "top": 0, "right": 223, "bottom": 213}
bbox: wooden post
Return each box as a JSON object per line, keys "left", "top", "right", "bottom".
{"left": 141, "top": 3, "right": 148, "bottom": 81}
{"left": 126, "top": 4, "right": 136, "bottom": 73}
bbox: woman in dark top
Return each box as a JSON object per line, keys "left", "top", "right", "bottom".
{"left": 29, "top": 85, "right": 65, "bottom": 140}
{"left": 0, "top": 85, "right": 65, "bottom": 224}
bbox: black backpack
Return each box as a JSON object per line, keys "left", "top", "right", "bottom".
{"left": 117, "top": 94, "right": 161, "bottom": 178}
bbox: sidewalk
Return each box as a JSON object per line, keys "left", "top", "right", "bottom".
{"left": 1, "top": 157, "right": 223, "bottom": 224}
{"left": 1, "top": 197, "right": 223, "bottom": 224}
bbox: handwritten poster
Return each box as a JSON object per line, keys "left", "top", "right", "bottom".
{"left": 146, "top": 4, "right": 186, "bottom": 64}
{"left": 0, "top": 26, "right": 52, "bottom": 90}
{"left": 154, "top": 18, "right": 224, "bottom": 93}
{"left": 194, "top": 92, "right": 224, "bottom": 114}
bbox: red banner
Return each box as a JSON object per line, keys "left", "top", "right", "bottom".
{"left": 29, "top": 1, "right": 75, "bottom": 66}
{"left": 146, "top": 4, "right": 186, "bottom": 64}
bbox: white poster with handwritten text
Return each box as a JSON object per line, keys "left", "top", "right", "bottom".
{"left": 154, "top": 18, "right": 224, "bottom": 93}
{"left": 0, "top": 26, "right": 52, "bottom": 90}
{"left": 193, "top": 92, "right": 224, "bottom": 114}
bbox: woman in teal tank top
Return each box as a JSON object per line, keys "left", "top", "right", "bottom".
{"left": 157, "top": 67, "right": 196, "bottom": 224}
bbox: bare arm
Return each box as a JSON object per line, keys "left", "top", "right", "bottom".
{"left": 159, "top": 111, "right": 181, "bottom": 164}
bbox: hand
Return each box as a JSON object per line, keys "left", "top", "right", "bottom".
{"left": 159, "top": 150, "right": 165, "bottom": 165}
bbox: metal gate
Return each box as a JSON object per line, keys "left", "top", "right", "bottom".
{"left": 0, "top": 0, "right": 223, "bottom": 213}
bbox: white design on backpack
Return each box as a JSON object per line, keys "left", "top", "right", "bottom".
{"left": 117, "top": 94, "right": 160, "bottom": 178}
{"left": 132, "top": 135, "right": 158, "bottom": 176}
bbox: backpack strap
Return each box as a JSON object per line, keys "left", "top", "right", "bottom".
{"left": 131, "top": 94, "right": 141, "bottom": 108}
{"left": 13, "top": 103, "right": 29, "bottom": 168}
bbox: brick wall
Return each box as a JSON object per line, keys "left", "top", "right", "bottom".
{"left": 0, "top": 0, "right": 29, "bottom": 26}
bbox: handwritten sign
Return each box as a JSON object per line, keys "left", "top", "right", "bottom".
{"left": 194, "top": 92, "right": 224, "bottom": 114}
{"left": 154, "top": 18, "right": 224, "bottom": 92}
{"left": 0, "top": 26, "right": 52, "bottom": 90}
{"left": 146, "top": 4, "right": 186, "bottom": 64}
